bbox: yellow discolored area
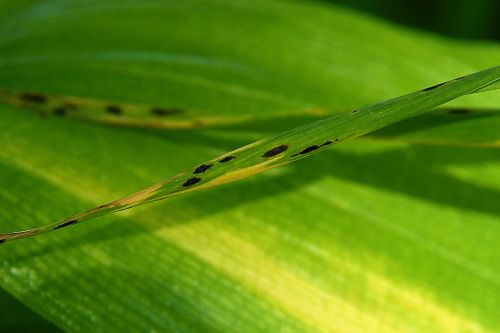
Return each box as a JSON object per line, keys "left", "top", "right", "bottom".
{"left": 191, "top": 159, "right": 277, "bottom": 192}
{"left": 156, "top": 221, "right": 490, "bottom": 333}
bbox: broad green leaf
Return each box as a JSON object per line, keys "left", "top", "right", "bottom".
{"left": 1, "top": 1, "right": 500, "bottom": 332}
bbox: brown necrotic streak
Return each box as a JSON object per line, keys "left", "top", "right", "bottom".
{"left": 54, "top": 219, "right": 78, "bottom": 230}
{"left": 262, "top": 145, "right": 288, "bottom": 158}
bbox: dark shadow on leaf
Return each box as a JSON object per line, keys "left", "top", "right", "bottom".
{"left": 370, "top": 108, "right": 500, "bottom": 137}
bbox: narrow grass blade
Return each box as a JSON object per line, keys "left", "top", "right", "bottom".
{"left": 0, "top": 89, "right": 262, "bottom": 129}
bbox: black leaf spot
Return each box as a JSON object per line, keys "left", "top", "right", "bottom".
{"left": 106, "top": 105, "right": 122, "bottom": 115}
{"left": 53, "top": 106, "right": 67, "bottom": 116}
{"left": 291, "top": 145, "right": 320, "bottom": 157}
{"left": 194, "top": 164, "right": 213, "bottom": 174}
{"left": 151, "top": 107, "right": 183, "bottom": 116}
{"left": 321, "top": 140, "right": 334, "bottom": 146}
{"left": 183, "top": 177, "right": 202, "bottom": 187}
{"left": 54, "top": 219, "right": 78, "bottom": 230}
{"left": 262, "top": 145, "right": 288, "bottom": 158}
{"left": 20, "top": 93, "right": 47, "bottom": 104}
{"left": 301, "top": 145, "right": 320, "bottom": 154}
{"left": 219, "top": 156, "right": 236, "bottom": 163}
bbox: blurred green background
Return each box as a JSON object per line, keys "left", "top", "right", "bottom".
{"left": 320, "top": 0, "right": 500, "bottom": 40}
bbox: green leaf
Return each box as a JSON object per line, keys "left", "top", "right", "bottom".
{"left": 0, "top": 1, "right": 499, "bottom": 332}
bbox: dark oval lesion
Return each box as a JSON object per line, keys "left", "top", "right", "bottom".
{"left": 183, "top": 177, "right": 202, "bottom": 187}
{"left": 20, "top": 92, "right": 48, "bottom": 104}
{"left": 262, "top": 145, "right": 288, "bottom": 158}
{"left": 219, "top": 155, "right": 236, "bottom": 163}
{"left": 291, "top": 139, "right": 338, "bottom": 157}
{"left": 291, "top": 145, "right": 319, "bottom": 157}
{"left": 54, "top": 219, "right": 78, "bottom": 230}
{"left": 194, "top": 164, "right": 213, "bottom": 174}
{"left": 106, "top": 105, "right": 123, "bottom": 115}
{"left": 151, "top": 107, "right": 183, "bottom": 116}
{"left": 53, "top": 106, "right": 68, "bottom": 116}
{"left": 53, "top": 102, "right": 79, "bottom": 116}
